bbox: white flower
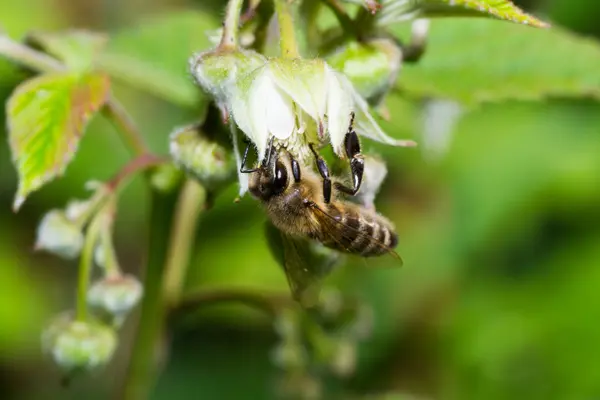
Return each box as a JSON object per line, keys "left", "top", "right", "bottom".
{"left": 228, "top": 58, "right": 415, "bottom": 193}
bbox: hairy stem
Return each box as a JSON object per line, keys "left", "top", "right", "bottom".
{"left": 106, "top": 153, "right": 167, "bottom": 192}
{"left": 274, "top": 0, "right": 300, "bottom": 58}
{"left": 219, "top": 0, "right": 245, "bottom": 50}
{"left": 162, "top": 179, "right": 206, "bottom": 303}
{"left": 76, "top": 210, "right": 104, "bottom": 321}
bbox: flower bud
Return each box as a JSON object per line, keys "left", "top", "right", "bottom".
{"left": 170, "top": 124, "right": 236, "bottom": 190}
{"left": 329, "top": 338, "right": 357, "bottom": 377}
{"left": 326, "top": 38, "right": 402, "bottom": 106}
{"left": 189, "top": 48, "right": 266, "bottom": 106}
{"left": 149, "top": 163, "right": 183, "bottom": 194}
{"left": 42, "top": 314, "right": 117, "bottom": 372}
{"left": 35, "top": 210, "right": 84, "bottom": 259}
{"left": 87, "top": 274, "right": 143, "bottom": 323}
{"left": 271, "top": 340, "right": 308, "bottom": 371}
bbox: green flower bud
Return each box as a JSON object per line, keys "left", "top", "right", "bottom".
{"left": 149, "top": 163, "right": 183, "bottom": 194}
{"left": 271, "top": 340, "right": 308, "bottom": 371}
{"left": 87, "top": 274, "right": 143, "bottom": 323}
{"left": 170, "top": 124, "right": 236, "bottom": 190}
{"left": 326, "top": 38, "right": 402, "bottom": 106}
{"left": 275, "top": 372, "right": 322, "bottom": 400}
{"left": 329, "top": 338, "right": 357, "bottom": 377}
{"left": 189, "top": 48, "right": 266, "bottom": 106}
{"left": 35, "top": 210, "right": 84, "bottom": 259}
{"left": 42, "top": 314, "right": 117, "bottom": 372}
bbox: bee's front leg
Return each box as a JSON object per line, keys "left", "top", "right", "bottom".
{"left": 334, "top": 113, "right": 364, "bottom": 197}
{"left": 308, "top": 143, "right": 332, "bottom": 204}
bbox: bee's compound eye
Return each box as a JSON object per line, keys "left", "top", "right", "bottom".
{"left": 272, "top": 161, "right": 288, "bottom": 195}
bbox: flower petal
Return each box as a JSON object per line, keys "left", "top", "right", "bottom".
{"left": 325, "top": 66, "right": 353, "bottom": 156}
{"left": 269, "top": 58, "right": 328, "bottom": 124}
{"left": 336, "top": 71, "right": 417, "bottom": 147}
{"left": 229, "top": 65, "right": 270, "bottom": 160}
{"left": 264, "top": 73, "right": 295, "bottom": 140}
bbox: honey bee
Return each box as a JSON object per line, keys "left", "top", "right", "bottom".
{"left": 241, "top": 138, "right": 400, "bottom": 305}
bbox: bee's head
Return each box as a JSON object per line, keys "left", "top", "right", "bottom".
{"left": 249, "top": 157, "right": 289, "bottom": 202}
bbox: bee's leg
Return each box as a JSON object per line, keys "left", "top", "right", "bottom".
{"left": 290, "top": 155, "right": 301, "bottom": 182}
{"left": 240, "top": 141, "right": 259, "bottom": 173}
{"left": 309, "top": 143, "right": 332, "bottom": 203}
{"left": 334, "top": 113, "right": 365, "bottom": 197}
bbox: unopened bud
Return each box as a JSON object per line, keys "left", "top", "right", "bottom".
{"left": 189, "top": 48, "right": 266, "bottom": 106}
{"left": 326, "top": 38, "right": 402, "bottom": 106}
{"left": 149, "top": 163, "right": 183, "bottom": 193}
{"left": 271, "top": 340, "right": 308, "bottom": 371}
{"left": 170, "top": 125, "right": 236, "bottom": 190}
{"left": 330, "top": 339, "right": 357, "bottom": 377}
{"left": 87, "top": 274, "right": 143, "bottom": 322}
{"left": 35, "top": 210, "right": 84, "bottom": 259}
{"left": 42, "top": 314, "right": 117, "bottom": 372}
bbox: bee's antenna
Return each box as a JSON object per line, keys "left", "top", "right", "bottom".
{"left": 262, "top": 136, "right": 276, "bottom": 167}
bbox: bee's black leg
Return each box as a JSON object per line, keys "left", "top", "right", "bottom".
{"left": 334, "top": 112, "right": 364, "bottom": 197}
{"left": 309, "top": 143, "right": 331, "bottom": 203}
{"left": 240, "top": 141, "right": 259, "bottom": 173}
{"left": 290, "top": 155, "right": 301, "bottom": 182}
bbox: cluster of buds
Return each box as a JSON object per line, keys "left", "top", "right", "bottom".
{"left": 270, "top": 290, "right": 374, "bottom": 398}
{"left": 37, "top": 185, "right": 143, "bottom": 375}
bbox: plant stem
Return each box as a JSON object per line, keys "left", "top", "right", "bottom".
{"left": 162, "top": 179, "right": 206, "bottom": 303}
{"left": 321, "top": 0, "right": 359, "bottom": 37}
{"left": 103, "top": 98, "right": 151, "bottom": 157}
{"left": 274, "top": 0, "right": 300, "bottom": 58}
{"left": 219, "top": 0, "right": 245, "bottom": 50}
{"left": 172, "top": 287, "right": 293, "bottom": 319}
{"left": 106, "top": 153, "right": 167, "bottom": 192}
{"left": 120, "top": 188, "right": 179, "bottom": 400}
{"left": 0, "top": 34, "right": 64, "bottom": 72}
{"left": 76, "top": 210, "right": 104, "bottom": 321}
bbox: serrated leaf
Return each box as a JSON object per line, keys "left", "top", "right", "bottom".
{"left": 7, "top": 72, "right": 110, "bottom": 210}
{"left": 396, "top": 19, "right": 600, "bottom": 105}
{"left": 26, "top": 30, "right": 108, "bottom": 72}
{"left": 98, "top": 11, "right": 218, "bottom": 108}
{"left": 421, "top": 0, "right": 549, "bottom": 28}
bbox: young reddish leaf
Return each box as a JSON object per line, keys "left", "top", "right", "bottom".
{"left": 7, "top": 72, "right": 110, "bottom": 210}
{"left": 26, "top": 30, "right": 108, "bottom": 72}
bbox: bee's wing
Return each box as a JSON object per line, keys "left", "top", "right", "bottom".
{"left": 264, "top": 222, "right": 339, "bottom": 308}
{"left": 309, "top": 203, "right": 403, "bottom": 265}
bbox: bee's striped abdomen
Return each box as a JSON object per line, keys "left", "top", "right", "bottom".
{"left": 317, "top": 203, "right": 398, "bottom": 257}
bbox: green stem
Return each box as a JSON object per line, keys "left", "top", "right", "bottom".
{"left": 172, "top": 287, "right": 293, "bottom": 319}
{"left": 76, "top": 210, "right": 104, "bottom": 321}
{"left": 103, "top": 99, "right": 150, "bottom": 157}
{"left": 274, "top": 0, "right": 300, "bottom": 58}
{"left": 321, "top": 0, "right": 359, "bottom": 38}
{"left": 120, "top": 188, "right": 179, "bottom": 400}
{"left": 219, "top": 0, "right": 245, "bottom": 50}
{"left": 162, "top": 179, "right": 206, "bottom": 303}
{"left": 0, "top": 34, "right": 64, "bottom": 72}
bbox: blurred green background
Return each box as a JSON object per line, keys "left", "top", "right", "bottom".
{"left": 2, "top": 0, "right": 600, "bottom": 399}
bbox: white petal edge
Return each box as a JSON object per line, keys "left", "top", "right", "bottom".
{"left": 269, "top": 59, "right": 328, "bottom": 126}
{"left": 264, "top": 72, "right": 295, "bottom": 140}
{"left": 325, "top": 66, "right": 353, "bottom": 156}
{"left": 229, "top": 121, "right": 249, "bottom": 196}
{"left": 336, "top": 72, "right": 417, "bottom": 147}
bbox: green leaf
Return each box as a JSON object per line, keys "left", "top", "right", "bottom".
{"left": 25, "top": 30, "right": 108, "bottom": 72}
{"left": 396, "top": 19, "right": 600, "bottom": 105}
{"left": 98, "top": 11, "right": 218, "bottom": 108}
{"left": 421, "top": 0, "right": 549, "bottom": 28}
{"left": 7, "top": 72, "right": 110, "bottom": 210}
